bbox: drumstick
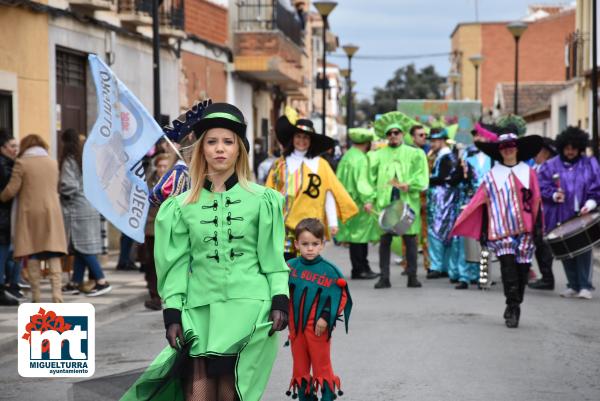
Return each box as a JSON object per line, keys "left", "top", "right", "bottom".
{"left": 552, "top": 173, "right": 561, "bottom": 191}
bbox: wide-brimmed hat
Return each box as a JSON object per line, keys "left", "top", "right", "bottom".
{"left": 192, "top": 103, "right": 249, "bottom": 151}
{"left": 476, "top": 133, "right": 543, "bottom": 162}
{"left": 541, "top": 137, "right": 558, "bottom": 156}
{"left": 348, "top": 128, "right": 375, "bottom": 144}
{"left": 275, "top": 115, "right": 335, "bottom": 154}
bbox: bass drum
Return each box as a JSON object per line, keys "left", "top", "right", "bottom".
{"left": 544, "top": 212, "right": 600, "bottom": 260}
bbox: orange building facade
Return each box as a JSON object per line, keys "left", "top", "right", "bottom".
{"left": 450, "top": 9, "right": 575, "bottom": 113}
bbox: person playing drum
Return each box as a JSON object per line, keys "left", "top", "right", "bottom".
{"left": 452, "top": 131, "right": 544, "bottom": 328}
{"left": 538, "top": 126, "right": 600, "bottom": 300}
{"left": 367, "top": 111, "right": 429, "bottom": 289}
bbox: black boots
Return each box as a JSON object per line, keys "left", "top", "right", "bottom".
{"left": 374, "top": 277, "right": 391, "bottom": 289}
{"left": 504, "top": 305, "right": 520, "bottom": 328}
{"left": 499, "top": 255, "right": 529, "bottom": 329}
{"left": 407, "top": 275, "right": 422, "bottom": 288}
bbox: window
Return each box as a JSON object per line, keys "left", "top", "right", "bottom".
{"left": 558, "top": 105, "right": 568, "bottom": 133}
{"left": 0, "top": 91, "right": 13, "bottom": 137}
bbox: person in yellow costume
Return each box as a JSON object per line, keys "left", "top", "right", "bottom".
{"left": 266, "top": 113, "right": 358, "bottom": 259}
{"left": 367, "top": 111, "right": 429, "bottom": 289}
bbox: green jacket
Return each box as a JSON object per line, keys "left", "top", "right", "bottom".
{"left": 367, "top": 144, "right": 429, "bottom": 235}
{"left": 154, "top": 176, "right": 290, "bottom": 312}
{"left": 335, "top": 147, "right": 380, "bottom": 243}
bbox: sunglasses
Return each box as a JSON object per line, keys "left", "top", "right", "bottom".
{"left": 386, "top": 130, "right": 402, "bottom": 137}
{"left": 498, "top": 141, "right": 517, "bottom": 150}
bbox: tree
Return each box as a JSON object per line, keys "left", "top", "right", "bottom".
{"left": 357, "top": 64, "right": 445, "bottom": 124}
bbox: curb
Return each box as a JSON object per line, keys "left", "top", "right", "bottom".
{"left": 0, "top": 290, "right": 148, "bottom": 356}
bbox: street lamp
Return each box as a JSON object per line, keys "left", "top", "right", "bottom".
{"left": 507, "top": 21, "right": 528, "bottom": 115}
{"left": 314, "top": 1, "right": 337, "bottom": 136}
{"left": 342, "top": 43, "right": 359, "bottom": 131}
{"left": 469, "top": 54, "right": 484, "bottom": 100}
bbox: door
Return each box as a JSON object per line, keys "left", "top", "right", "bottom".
{"left": 56, "top": 47, "right": 87, "bottom": 155}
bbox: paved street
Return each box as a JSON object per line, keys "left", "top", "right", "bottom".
{"left": 0, "top": 244, "right": 599, "bottom": 400}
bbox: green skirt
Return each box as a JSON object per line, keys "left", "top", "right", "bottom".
{"left": 119, "top": 299, "right": 279, "bottom": 401}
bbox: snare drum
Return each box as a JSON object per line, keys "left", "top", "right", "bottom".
{"left": 544, "top": 212, "right": 600, "bottom": 260}
{"left": 379, "top": 200, "right": 415, "bottom": 236}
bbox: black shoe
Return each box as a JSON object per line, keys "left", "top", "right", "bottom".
{"left": 116, "top": 262, "right": 137, "bottom": 271}
{"left": 0, "top": 289, "right": 18, "bottom": 306}
{"left": 505, "top": 306, "right": 520, "bottom": 328}
{"left": 144, "top": 298, "right": 162, "bottom": 311}
{"left": 374, "top": 278, "right": 391, "bottom": 289}
{"left": 455, "top": 281, "right": 469, "bottom": 290}
{"left": 440, "top": 272, "right": 449, "bottom": 278}
{"left": 86, "top": 282, "right": 112, "bottom": 297}
{"left": 470, "top": 279, "right": 479, "bottom": 285}
{"left": 407, "top": 275, "right": 422, "bottom": 288}
{"left": 528, "top": 279, "right": 554, "bottom": 290}
{"left": 62, "top": 282, "right": 81, "bottom": 295}
{"left": 449, "top": 278, "right": 459, "bottom": 284}
{"left": 5, "top": 285, "right": 26, "bottom": 301}
{"left": 352, "top": 271, "right": 379, "bottom": 280}
{"left": 426, "top": 270, "right": 442, "bottom": 279}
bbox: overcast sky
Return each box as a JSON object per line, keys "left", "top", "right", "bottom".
{"left": 326, "top": 0, "right": 558, "bottom": 100}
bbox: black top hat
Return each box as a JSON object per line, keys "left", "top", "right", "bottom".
{"left": 275, "top": 116, "right": 335, "bottom": 156}
{"left": 476, "top": 133, "right": 543, "bottom": 162}
{"left": 192, "top": 103, "right": 249, "bottom": 151}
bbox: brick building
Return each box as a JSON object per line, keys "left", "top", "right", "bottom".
{"left": 181, "top": 0, "right": 230, "bottom": 106}
{"left": 449, "top": 5, "right": 575, "bottom": 114}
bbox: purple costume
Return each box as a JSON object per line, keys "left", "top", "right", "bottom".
{"left": 538, "top": 155, "right": 600, "bottom": 233}
{"left": 538, "top": 155, "right": 600, "bottom": 293}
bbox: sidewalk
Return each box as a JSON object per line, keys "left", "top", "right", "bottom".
{"left": 0, "top": 255, "right": 149, "bottom": 355}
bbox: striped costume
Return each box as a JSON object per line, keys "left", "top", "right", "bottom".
{"left": 452, "top": 162, "right": 541, "bottom": 263}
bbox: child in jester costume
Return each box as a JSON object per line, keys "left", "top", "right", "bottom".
{"left": 286, "top": 218, "right": 352, "bottom": 401}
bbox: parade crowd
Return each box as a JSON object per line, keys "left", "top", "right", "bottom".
{"left": 1, "top": 100, "right": 599, "bottom": 401}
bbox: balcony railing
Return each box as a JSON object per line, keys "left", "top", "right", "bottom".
{"left": 118, "top": 0, "right": 152, "bottom": 15}
{"left": 237, "top": 0, "right": 304, "bottom": 47}
{"left": 160, "top": 0, "right": 185, "bottom": 32}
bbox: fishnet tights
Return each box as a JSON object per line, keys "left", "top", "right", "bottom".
{"left": 184, "top": 358, "right": 238, "bottom": 401}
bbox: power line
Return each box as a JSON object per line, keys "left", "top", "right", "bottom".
{"left": 329, "top": 52, "right": 450, "bottom": 61}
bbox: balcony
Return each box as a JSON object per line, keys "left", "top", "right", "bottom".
{"left": 119, "top": 0, "right": 152, "bottom": 28}
{"left": 69, "top": 0, "right": 115, "bottom": 12}
{"left": 234, "top": 0, "right": 305, "bottom": 86}
{"left": 159, "top": 0, "right": 185, "bottom": 39}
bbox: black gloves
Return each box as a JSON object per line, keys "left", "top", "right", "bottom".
{"left": 268, "top": 294, "right": 289, "bottom": 336}
{"left": 163, "top": 308, "right": 184, "bottom": 349}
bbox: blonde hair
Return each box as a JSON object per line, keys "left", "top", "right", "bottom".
{"left": 184, "top": 130, "right": 252, "bottom": 205}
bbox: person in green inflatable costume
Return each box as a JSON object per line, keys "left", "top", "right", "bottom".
{"left": 335, "top": 128, "right": 379, "bottom": 280}
{"left": 120, "top": 103, "right": 290, "bottom": 401}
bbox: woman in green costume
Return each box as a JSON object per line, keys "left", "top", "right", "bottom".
{"left": 335, "top": 128, "right": 380, "bottom": 280}
{"left": 120, "top": 103, "right": 290, "bottom": 401}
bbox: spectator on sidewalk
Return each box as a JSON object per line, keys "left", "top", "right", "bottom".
{"left": 116, "top": 235, "right": 138, "bottom": 271}
{"left": 0, "top": 134, "right": 67, "bottom": 303}
{"left": 141, "top": 153, "right": 170, "bottom": 310}
{"left": 59, "top": 129, "right": 111, "bottom": 297}
{"left": 0, "top": 131, "right": 21, "bottom": 305}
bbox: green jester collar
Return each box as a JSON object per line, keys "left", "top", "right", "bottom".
{"left": 288, "top": 256, "right": 352, "bottom": 336}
